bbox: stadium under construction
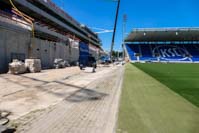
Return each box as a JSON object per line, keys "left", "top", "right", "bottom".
{"left": 0, "top": 0, "right": 104, "bottom": 73}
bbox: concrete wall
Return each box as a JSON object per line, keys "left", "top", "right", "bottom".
{"left": 0, "top": 25, "right": 80, "bottom": 73}
{"left": 31, "top": 38, "right": 79, "bottom": 68}
{"left": 32, "top": 38, "right": 67, "bottom": 68}
{"left": 70, "top": 47, "right": 79, "bottom": 63}
{"left": 0, "top": 24, "right": 100, "bottom": 73}
{"left": 0, "top": 26, "right": 30, "bottom": 73}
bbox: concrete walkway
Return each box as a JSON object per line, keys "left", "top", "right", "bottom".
{"left": 117, "top": 64, "right": 199, "bottom": 133}
{"left": 0, "top": 65, "right": 124, "bottom": 133}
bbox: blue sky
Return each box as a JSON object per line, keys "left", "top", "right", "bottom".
{"left": 53, "top": 0, "right": 199, "bottom": 51}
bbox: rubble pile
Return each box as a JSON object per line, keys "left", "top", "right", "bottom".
{"left": 8, "top": 60, "right": 27, "bottom": 74}
{"left": 54, "top": 59, "right": 70, "bottom": 69}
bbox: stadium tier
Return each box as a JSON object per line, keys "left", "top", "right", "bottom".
{"left": 126, "top": 44, "right": 199, "bottom": 62}
{"left": 125, "top": 28, "right": 199, "bottom": 63}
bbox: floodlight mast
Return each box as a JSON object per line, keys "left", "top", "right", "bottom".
{"left": 122, "top": 14, "right": 127, "bottom": 60}
{"left": 110, "top": 0, "right": 121, "bottom": 61}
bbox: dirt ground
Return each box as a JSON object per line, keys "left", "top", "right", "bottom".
{"left": 0, "top": 64, "right": 124, "bottom": 133}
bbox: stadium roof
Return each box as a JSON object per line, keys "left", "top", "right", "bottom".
{"left": 125, "top": 28, "right": 199, "bottom": 42}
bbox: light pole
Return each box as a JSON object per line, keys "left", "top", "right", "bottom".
{"left": 110, "top": 0, "right": 121, "bottom": 61}
{"left": 122, "top": 14, "right": 127, "bottom": 60}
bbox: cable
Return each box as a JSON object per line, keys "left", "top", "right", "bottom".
{"left": 9, "top": 0, "right": 35, "bottom": 38}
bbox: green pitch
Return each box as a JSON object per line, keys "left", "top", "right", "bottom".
{"left": 117, "top": 63, "right": 199, "bottom": 133}
{"left": 134, "top": 63, "right": 199, "bottom": 107}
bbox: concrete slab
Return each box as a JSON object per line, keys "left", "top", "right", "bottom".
{"left": 0, "top": 65, "right": 123, "bottom": 133}
{"left": 13, "top": 65, "right": 124, "bottom": 133}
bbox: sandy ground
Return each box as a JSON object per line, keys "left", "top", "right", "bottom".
{"left": 0, "top": 64, "right": 124, "bottom": 133}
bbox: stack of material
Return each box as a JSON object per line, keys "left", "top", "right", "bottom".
{"left": 65, "top": 61, "right": 70, "bottom": 67}
{"left": 25, "top": 59, "right": 41, "bottom": 73}
{"left": 54, "top": 59, "right": 70, "bottom": 69}
{"left": 8, "top": 60, "right": 27, "bottom": 74}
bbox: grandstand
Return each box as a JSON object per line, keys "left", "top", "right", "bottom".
{"left": 125, "top": 28, "right": 199, "bottom": 63}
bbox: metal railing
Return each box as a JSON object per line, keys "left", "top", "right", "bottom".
{"left": 0, "top": 10, "right": 32, "bottom": 30}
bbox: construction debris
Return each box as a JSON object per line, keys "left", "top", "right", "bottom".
{"left": 0, "top": 110, "right": 16, "bottom": 132}
{"left": 0, "top": 125, "right": 16, "bottom": 133}
{"left": 25, "top": 59, "right": 41, "bottom": 73}
{"left": 54, "top": 59, "right": 70, "bottom": 69}
{"left": 8, "top": 60, "right": 27, "bottom": 75}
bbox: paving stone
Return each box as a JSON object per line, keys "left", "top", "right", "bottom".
{"left": 16, "top": 66, "right": 124, "bottom": 133}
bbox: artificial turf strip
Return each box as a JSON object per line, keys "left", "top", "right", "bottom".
{"left": 117, "top": 64, "right": 199, "bottom": 133}
{"left": 134, "top": 63, "right": 199, "bottom": 107}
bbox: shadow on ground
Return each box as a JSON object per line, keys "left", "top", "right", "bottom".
{"left": 65, "top": 88, "right": 108, "bottom": 102}
{"left": 0, "top": 74, "right": 101, "bottom": 99}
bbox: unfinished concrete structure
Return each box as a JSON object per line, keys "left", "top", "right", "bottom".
{"left": 0, "top": 0, "right": 103, "bottom": 73}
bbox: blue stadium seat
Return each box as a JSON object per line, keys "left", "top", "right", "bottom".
{"left": 125, "top": 44, "right": 199, "bottom": 62}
